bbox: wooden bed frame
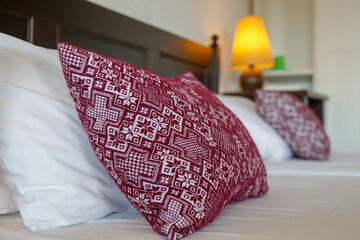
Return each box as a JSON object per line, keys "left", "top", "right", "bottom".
{"left": 0, "top": 0, "right": 219, "bottom": 93}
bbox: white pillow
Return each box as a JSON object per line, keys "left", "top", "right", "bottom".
{"left": 0, "top": 180, "right": 15, "bottom": 214}
{"left": 0, "top": 33, "right": 130, "bottom": 231}
{"left": 216, "top": 94, "right": 292, "bottom": 162}
{"left": 0, "top": 158, "right": 17, "bottom": 214}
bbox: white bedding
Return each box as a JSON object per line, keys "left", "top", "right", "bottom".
{"left": 267, "top": 151, "right": 360, "bottom": 177}
{"left": 1, "top": 152, "right": 359, "bottom": 240}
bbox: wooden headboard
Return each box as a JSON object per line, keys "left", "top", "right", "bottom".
{"left": 0, "top": 0, "right": 219, "bottom": 92}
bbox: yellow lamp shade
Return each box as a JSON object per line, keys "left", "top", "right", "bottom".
{"left": 231, "top": 16, "right": 274, "bottom": 70}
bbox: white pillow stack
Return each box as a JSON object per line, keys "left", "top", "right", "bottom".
{"left": 0, "top": 33, "right": 130, "bottom": 231}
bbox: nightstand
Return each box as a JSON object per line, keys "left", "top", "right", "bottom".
{"left": 224, "top": 90, "right": 328, "bottom": 124}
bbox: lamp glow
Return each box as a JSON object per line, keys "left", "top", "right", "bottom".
{"left": 231, "top": 16, "right": 274, "bottom": 92}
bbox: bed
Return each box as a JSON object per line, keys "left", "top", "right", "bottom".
{"left": 2, "top": 153, "right": 360, "bottom": 240}
{"left": 1, "top": 0, "right": 360, "bottom": 240}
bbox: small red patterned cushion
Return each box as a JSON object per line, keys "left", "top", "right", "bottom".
{"left": 57, "top": 42, "right": 268, "bottom": 239}
{"left": 255, "top": 89, "right": 330, "bottom": 160}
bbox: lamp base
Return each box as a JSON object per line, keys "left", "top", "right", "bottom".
{"left": 240, "top": 65, "right": 263, "bottom": 92}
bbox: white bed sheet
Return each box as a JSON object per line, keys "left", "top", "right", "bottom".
{"left": 266, "top": 151, "right": 360, "bottom": 177}
{"left": 1, "top": 152, "right": 360, "bottom": 240}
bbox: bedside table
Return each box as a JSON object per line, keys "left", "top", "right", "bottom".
{"left": 224, "top": 90, "right": 328, "bottom": 124}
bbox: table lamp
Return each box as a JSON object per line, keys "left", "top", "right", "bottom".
{"left": 231, "top": 16, "right": 274, "bottom": 92}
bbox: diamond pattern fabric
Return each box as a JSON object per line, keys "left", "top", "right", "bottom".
{"left": 58, "top": 43, "right": 268, "bottom": 239}
{"left": 256, "top": 90, "right": 330, "bottom": 160}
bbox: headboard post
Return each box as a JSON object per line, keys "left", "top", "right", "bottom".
{"left": 29, "top": 16, "right": 57, "bottom": 48}
{"left": 210, "top": 35, "right": 219, "bottom": 93}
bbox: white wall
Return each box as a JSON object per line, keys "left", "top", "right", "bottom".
{"left": 314, "top": 0, "right": 360, "bottom": 152}
{"left": 86, "top": 0, "right": 250, "bottom": 93}
{"left": 256, "top": 0, "right": 313, "bottom": 72}
{"left": 255, "top": 0, "right": 313, "bottom": 91}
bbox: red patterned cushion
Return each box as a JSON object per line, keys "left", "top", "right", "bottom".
{"left": 57, "top": 42, "right": 268, "bottom": 239}
{"left": 255, "top": 90, "right": 330, "bottom": 160}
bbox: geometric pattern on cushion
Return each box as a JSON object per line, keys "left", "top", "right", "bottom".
{"left": 255, "top": 89, "right": 330, "bottom": 160}
{"left": 58, "top": 42, "right": 268, "bottom": 240}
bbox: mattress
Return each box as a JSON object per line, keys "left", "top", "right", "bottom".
{"left": 1, "top": 152, "right": 359, "bottom": 240}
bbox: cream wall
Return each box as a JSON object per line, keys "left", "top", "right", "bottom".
{"left": 86, "top": 0, "right": 250, "bottom": 93}
{"left": 314, "top": 0, "right": 360, "bottom": 153}
{"left": 255, "top": 0, "right": 313, "bottom": 91}
{"left": 256, "top": 0, "right": 313, "bottom": 72}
